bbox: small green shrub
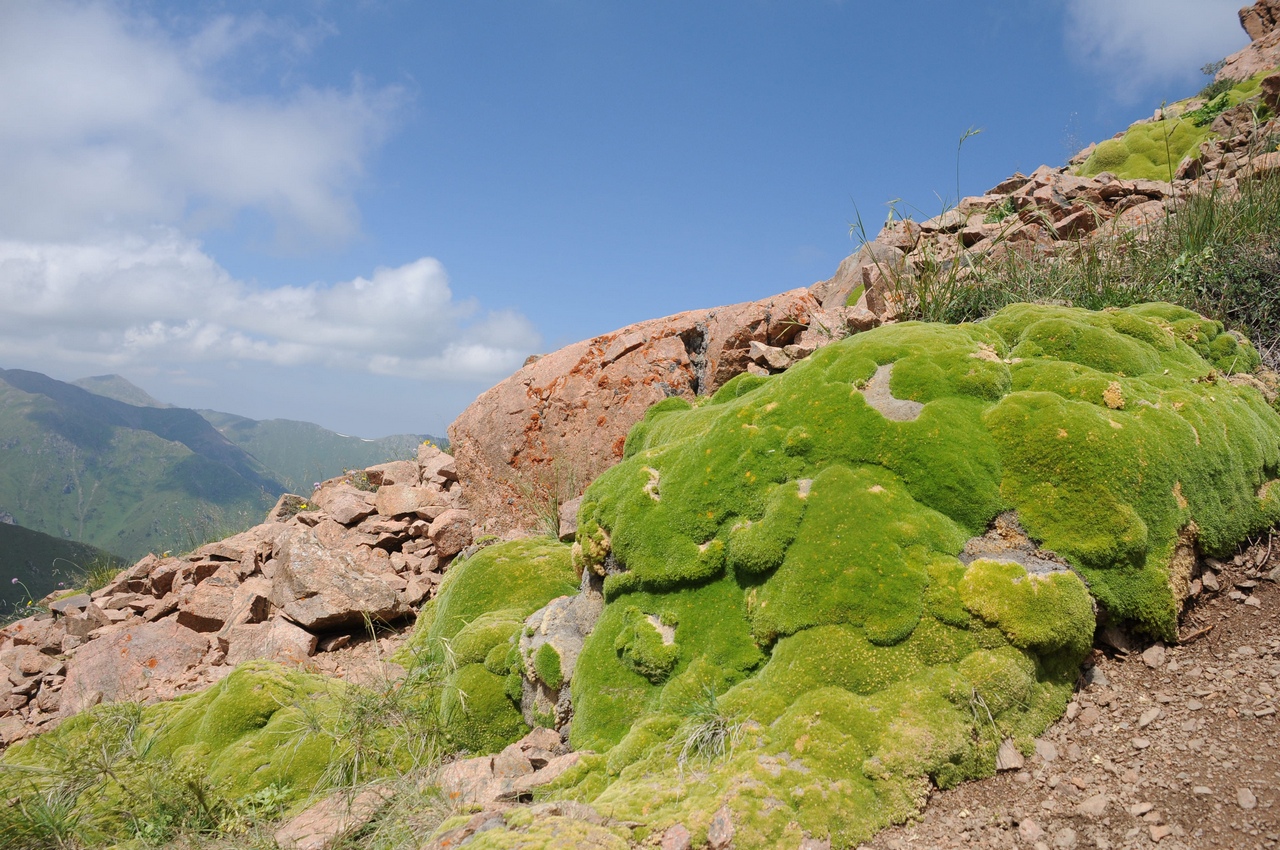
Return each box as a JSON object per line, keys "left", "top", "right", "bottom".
{"left": 534, "top": 643, "right": 565, "bottom": 690}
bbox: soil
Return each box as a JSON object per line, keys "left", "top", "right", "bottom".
{"left": 860, "top": 543, "right": 1280, "bottom": 850}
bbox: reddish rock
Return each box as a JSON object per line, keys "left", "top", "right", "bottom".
{"left": 708, "top": 805, "right": 735, "bottom": 849}
{"left": 811, "top": 244, "right": 905, "bottom": 310}
{"left": 314, "top": 484, "right": 376, "bottom": 526}
{"left": 222, "top": 576, "right": 274, "bottom": 629}
{"left": 449, "top": 289, "right": 824, "bottom": 535}
{"left": 364, "top": 460, "right": 420, "bottom": 487}
{"left": 428, "top": 509, "right": 473, "bottom": 559}
{"left": 418, "top": 445, "right": 459, "bottom": 481}
{"left": 222, "top": 617, "right": 318, "bottom": 667}
{"left": 274, "top": 786, "right": 392, "bottom": 850}
{"left": 270, "top": 528, "right": 408, "bottom": 630}
{"left": 373, "top": 484, "right": 433, "bottom": 518}
{"left": 59, "top": 620, "right": 209, "bottom": 717}
{"left": 5, "top": 616, "right": 64, "bottom": 653}
{"left": 176, "top": 575, "right": 237, "bottom": 632}
{"left": 1240, "top": 0, "right": 1280, "bottom": 40}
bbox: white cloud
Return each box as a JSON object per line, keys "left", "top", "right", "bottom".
{"left": 0, "top": 1, "right": 544, "bottom": 402}
{"left": 0, "top": 0, "right": 398, "bottom": 246}
{"left": 0, "top": 234, "right": 541, "bottom": 382}
{"left": 1064, "top": 0, "right": 1249, "bottom": 100}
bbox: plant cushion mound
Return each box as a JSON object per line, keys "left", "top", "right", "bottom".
{"left": 0, "top": 662, "right": 353, "bottom": 838}
{"left": 1076, "top": 69, "right": 1273, "bottom": 181}
{"left": 393, "top": 538, "right": 580, "bottom": 753}
{"left": 548, "top": 303, "right": 1280, "bottom": 847}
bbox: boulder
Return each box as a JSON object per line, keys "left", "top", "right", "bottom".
{"left": 519, "top": 574, "right": 604, "bottom": 729}
{"left": 810, "top": 243, "right": 905, "bottom": 310}
{"left": 314, "top": 484, "right": 376, "bottom": 526}
{"left": 449, "top": 288, "right": 824, "bottom": 535}
{"left": 419, "top": 445, "right": 459, "bottom": 482}
{"left": 58, "top": 620, "right": 209, "bottom": 717}
{"left": 270, "top": 529, "right": 408, "bottom": 630}
{"left": 364, "top": 460, "right": 420, "bottom": 487}
{"left": 1219, "top": 11, "right": 1280, "bottom": 82}
{"left": 222, "top": 617, "right": 318, "bottom": 667}
{"left": 427, "top": 509, "right": 473, "bottom": 558}
{"left": 175, "top": 574, "right": 237, "bottom": 632}
{"left": 1240, "top": 0, "right": 1280, "bottom": 40}
{"left": 373, "top": 484, "right": 434, "bottom": 518}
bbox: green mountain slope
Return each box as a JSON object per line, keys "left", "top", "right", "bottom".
{"left": 197, "top": 410, "right": 441, "bottom": 494}
{"left": 71, "top": 374, "right": 171, "bottom": 408}
{"left": 0, "top": 370, "right": 283, "bottom": 561}
{"left": 0, "top": 522, "right": 124, "bottom": 618}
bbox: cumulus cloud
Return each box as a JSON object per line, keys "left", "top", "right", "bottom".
{"left": 1064, "top": 0, "right": 1249, "bottom": 100}
{"left": 0, "top": 1, "right": 542, "bottom": 400}
{"left": 0, "top": 0, "right": 398, "bottom": 245}
{"left": 0, "top": 234, "right": 541, "bottom": 381}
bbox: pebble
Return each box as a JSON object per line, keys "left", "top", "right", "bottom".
{"left": 1202, "top": 572, "right": 1221, "bottom": 592}
{"left": 1018, "top": 819, "right": 1044, "bottom": 842}
{"left": 1186, "top": 700, "right": 1203, "bottom": 711}
{"left": 1052, "top": 826, "right": 1078, "bottom": 849}
{"left": 1150, "top": 824, "right": 1174, "bottom": 842}
{"left": 1238, "top": 787, "right": 1259, "bottom": 810}
{"left": 1131, "top": 737, "right": 1151, "bottom": 749}
{"left": 1076, "top": 793, "right": 1109, "bottom": 818}
{"left": 1192, "top": 785, "right": 1212, "bottom": 795}
{"left": 1246, "top": 595, "right": 1262, "bottom": 608}
{"left": 1035, "top": 739, "right": 1058, "bottom": 763}
{"left": 1078, "top": 706, "right": 1100, "bottom": 726}
{"left": 1142, "top": 644, "right": 1167, "bottom": 669}
{"left": 1138, "top": 707, "right": 1161, "bottom": 728}
{"left": 1129, "top": 802, "right": 1154, "bottom": 816}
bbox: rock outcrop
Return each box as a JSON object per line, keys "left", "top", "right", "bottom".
{"left": 1221, "top": 0, "right": 1280, "bottom": 81}
{"left": 433, "top": 302, "right": 1274, "bottom": 848}
{"left": 449, "top": 287, "right": 866, "bottom": 536}
{"left": 0, "top": 443, "right": 470, "bottom": 744}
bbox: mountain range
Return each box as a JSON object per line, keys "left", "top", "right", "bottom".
{"left": 0, "top": 368, "right": 439, "bottom": 608}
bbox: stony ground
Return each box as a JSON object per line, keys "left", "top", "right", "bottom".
{"left": 861, "top": 545, "right": 1280, "bottom": 850}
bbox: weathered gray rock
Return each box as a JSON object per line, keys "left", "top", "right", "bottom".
{"left": 519, "top": 572, "right": 604, "bottom": 729}
{"left": 270, "top": 529, "right": 408, "bottom": 630}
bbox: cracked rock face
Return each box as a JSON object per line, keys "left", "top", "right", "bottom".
{"left": 449, "top": 288, "right": 849, "bottom": 537}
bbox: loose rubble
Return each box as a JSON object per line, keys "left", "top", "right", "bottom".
{"left": 0, "top": 443, "right": 472, "bottom": 744}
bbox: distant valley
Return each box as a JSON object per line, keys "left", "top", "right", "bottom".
{"left": 0, "top": 369, "right": 439, "bottom": 612}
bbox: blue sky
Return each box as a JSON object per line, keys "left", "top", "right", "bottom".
{"left": 0, "top": 0, "right": 1250, "bottom": 437}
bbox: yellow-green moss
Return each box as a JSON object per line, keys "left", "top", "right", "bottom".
{"left": 1077, "top": 70, "right": 1274, "bottom": 181}
{"left": 394, "top": 538, "right": 579, "bottom": 755}
{"left": 554, "top": 302, "right": 1280, "bottom": 846}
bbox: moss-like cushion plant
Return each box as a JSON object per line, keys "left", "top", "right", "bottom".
{"left": 0, "top": 663, "right": 353, "bottom": 840}
{"left": 528, "top": 302, "right": 1280, "bottom": 848}
{"left": 1077, "top": 69, "right": 1273, "bottom": 181}
{"left": 393, "top": 537, "right": 579, "bottom": 754}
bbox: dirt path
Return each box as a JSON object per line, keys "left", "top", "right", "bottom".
{"left": 861, "top": 547, "right": 1280, "bottom": 850}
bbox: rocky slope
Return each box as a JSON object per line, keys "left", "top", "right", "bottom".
{"left": 0, "top": 443, "right": 470, "bottom": 745}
